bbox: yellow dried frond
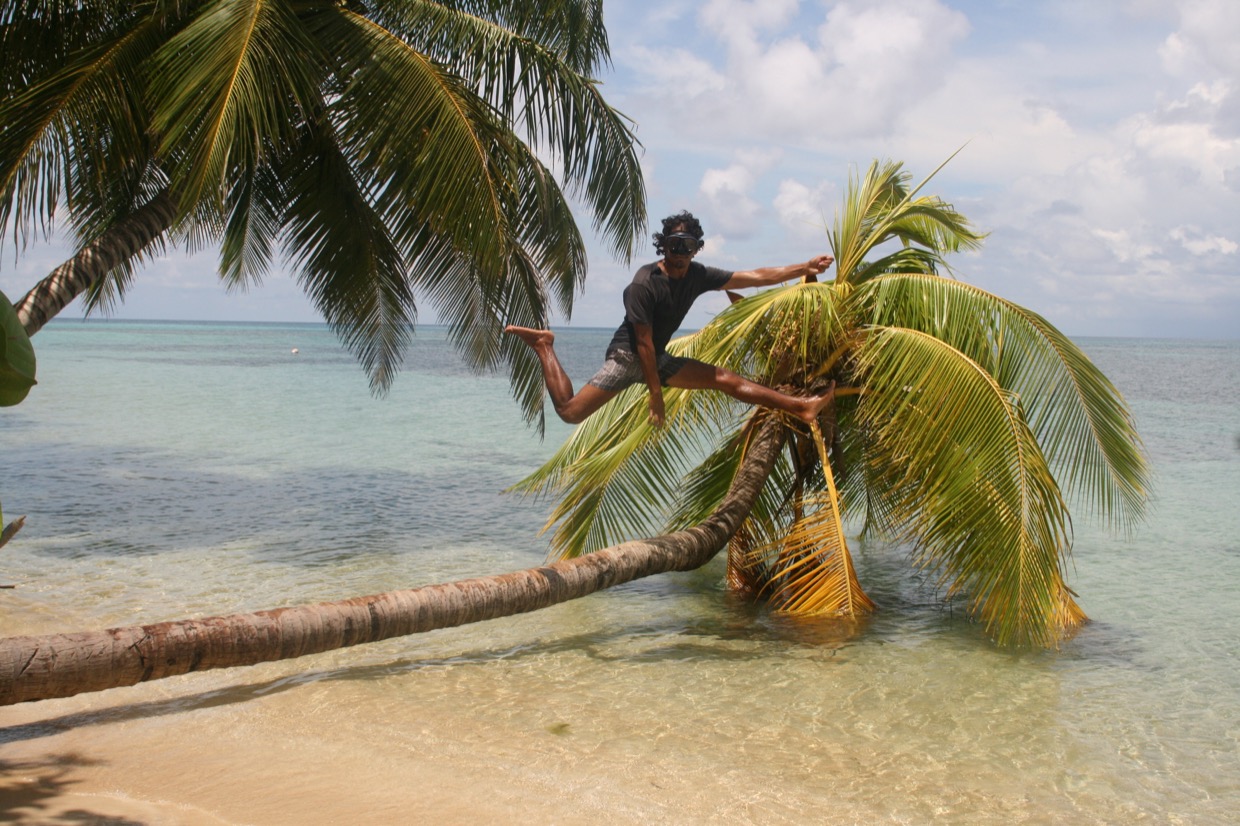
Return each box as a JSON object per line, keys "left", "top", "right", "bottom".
{"left": 749, "top": 423, "right": 876, "bottom": 616}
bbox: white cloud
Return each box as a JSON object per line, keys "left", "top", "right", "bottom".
{"left": 621, "top": 0, "right": 971, "bottom": 145}
{"left": 697, "top": 149, "right": 782, "bottom": 238}
{"left": 1093, "top": 228, "right": 1160, "bottom": 264}
{"left": 806, "top": 0, "right": 971, "bottom": 138}
{"left": 1126, "top": 82, "right": 1240, "bottom": 188}
{"left": 1169, "top": 225, "right": 1239, "bottom": 256}
{"left": 1158, "top": 0, "right": 1240, "bottom": 78}
{"left": 625, "top": 44, "right": 728, "bottom": 98}
{"left": 773, "top": 179, "right": 837, "bottom": 241}
{"left": 701, "top": 0, "right": 799, "bottom": 45}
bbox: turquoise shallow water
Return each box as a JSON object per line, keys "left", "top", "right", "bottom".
{"left": 1, "top": 322, "right": 1238, "bottom": 824}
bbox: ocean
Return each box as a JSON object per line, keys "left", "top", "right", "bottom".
{"left": 1, "top": 321, "right": 1238, "bottom": 824}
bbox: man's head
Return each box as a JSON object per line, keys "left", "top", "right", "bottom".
{"left": 653, "top": 211, "right": 704, "bottom": 257}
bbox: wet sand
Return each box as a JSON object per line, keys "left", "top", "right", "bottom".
{"left": 2, "top": 649, "right": 653, "bottom": 825}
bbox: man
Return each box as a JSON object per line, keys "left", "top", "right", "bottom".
{"left": 506, "top": 210, "right": 835, "bottom": 428}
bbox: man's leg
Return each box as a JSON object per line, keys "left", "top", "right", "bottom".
{"left": 665, "top": 360, "right": 835, "bottom": 424}
{"left": 505, "top": 326, "right": 617, "bottom": 424}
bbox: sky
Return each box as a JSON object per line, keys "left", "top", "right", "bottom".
{"left": 3, "top": 0, "right": 1238, "bottom": 340}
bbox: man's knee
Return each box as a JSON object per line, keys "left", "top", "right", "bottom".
{"left": 555, "top": 404, "right": 590, "bottom": 424}
{"left": 712, "top": 368, "right": 746, "bottom": 394}
{"left": 554, "top": 395, "right": 599, "bottom": 424}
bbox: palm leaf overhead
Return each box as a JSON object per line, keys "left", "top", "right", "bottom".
{"left": 2, "top": 0, "right": 644, "bottom": 413}
{"left": 0, "top": 3, "right": 159, "bottom": 242}
{"left": 382, "top": 0, "right": 644, "bottom": 260}
{"left": 515, "top": 157, "right": 1147, "bottom": 646}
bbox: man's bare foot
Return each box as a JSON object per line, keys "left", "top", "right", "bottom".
{"left": 505, "top": 325, "right": 555, "bottom": 350}
{"left": 797, "top": 380, "right": 836, "bottom": 424}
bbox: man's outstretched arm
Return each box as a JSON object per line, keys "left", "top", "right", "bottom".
{"left": 722, "top": 254, "right": 834, "bottom": 290}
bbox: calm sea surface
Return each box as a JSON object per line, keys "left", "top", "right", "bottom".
{"left": 1, "top": 321, "right": 1238, "bottom": 824}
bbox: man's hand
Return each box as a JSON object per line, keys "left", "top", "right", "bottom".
{"left": 648, "top": 393, "right": 666, "bottom": 428}
{"left": 806, "top": 254, "right": 834, "bottom": 277}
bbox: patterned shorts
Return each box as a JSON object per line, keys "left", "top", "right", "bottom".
{"left": 586, "top": 349, "right": 691, "bottom": 392}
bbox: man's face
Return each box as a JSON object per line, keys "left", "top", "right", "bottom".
{"left": 661, "top": 224, "right": 701, "bottom": 277}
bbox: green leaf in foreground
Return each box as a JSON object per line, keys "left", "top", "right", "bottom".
{"left": 0, "top": 290, "right": 36, "bottom": 407}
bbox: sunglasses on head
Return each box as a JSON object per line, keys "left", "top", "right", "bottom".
{"left": 664, "top": 233, "right": 703, "bottom": 256}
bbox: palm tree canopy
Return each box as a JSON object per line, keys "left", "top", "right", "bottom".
{"left": 514, "top": 158, "right": 1149, "bottom": 647}
{"left": 0, "top": 0, "right": 644, "bottom": 424}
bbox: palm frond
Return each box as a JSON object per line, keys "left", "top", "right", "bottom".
{"left": 854, "top": 325, "right": 1079, "bottom": 645}
{"left": 690, "top": 282, "right": 846, "bottom": 386}
{"left": 398, "top": 148, "right": 587, "bottom": 428}
{"left": 664, "top": 418, "right": 762, "bottom": 531}
{"left": 510, "top": 333, "right": 748, "bottom": 558}
{"left": 279, "top": 121, "right": 414, "bottom": 394}
{"left": 524, "top": 386, "right": 704, "bottom": 558}
{"left": 218, "top": 158, "right": 283, "bottom": 289}
{"left": 149, "top": 0, "right": 323, "bottom": 221}
{"left": 409, "top": 233, "right": 551, "bottom": 430}
{"left": 0, "top": 2, "right": 157, "bottom": 245}
{"left": 829, "top": 154, "right": 983, "bottom": 286}
{"left": 859, "top": 273, "right": 1149, "bottom": 528}
{"left": 753, "top": 423, "right": 876, "bottom": 615}
{"left": 508, "top": 155, "right": 588, "bottom": 317}
{"left": 374, "top": 0, "right": 645, "bottom": 260}
{"left": 422, "top": 0, "right": 611, "bottom": 75}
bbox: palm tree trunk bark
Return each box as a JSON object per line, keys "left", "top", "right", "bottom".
{"left": 15, "top": 189, "right": 177, "bottom": 337}
{"left": 0, "top": 417, "right": 788, "bottom": 706}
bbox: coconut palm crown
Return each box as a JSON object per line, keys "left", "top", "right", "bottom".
{"left": 514, "top": 158, "right": 1149, "bottom": 647}
{"left": 0, "top": 0, "right": 644, "bottom": 426}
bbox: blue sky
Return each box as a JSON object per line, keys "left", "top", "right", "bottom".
{"left": 3, "top": 0, "right": 1238, "bottom": 339}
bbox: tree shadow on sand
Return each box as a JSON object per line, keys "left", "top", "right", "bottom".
{"left": 0, "top": 753, "right": 145, "bottom": 825}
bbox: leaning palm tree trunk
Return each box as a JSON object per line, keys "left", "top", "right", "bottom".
{"left": 15, "top": 189, "right": 177, "bottom": 337}
{"left": 0, "top": 418, "right": 787, "bottom": 706}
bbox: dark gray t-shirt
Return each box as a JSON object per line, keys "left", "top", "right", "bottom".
{"left": 606, "top": 261, "right": 733, "bottom": 356}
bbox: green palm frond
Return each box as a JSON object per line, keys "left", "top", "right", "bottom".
{"left": 665, "top": 416, "right": 788, "bottom": 534}
{"left": 401, "top": 151, "right": 586, "bottom": 428}
{"left": 854, "top": 325, "right": 1077, "bottom": 645}
{"left": 829, "top": 154, "right": 984, "bottom": 286}
{"left": 0, "top": 2, "right": 157, "bottom": 244}
{"left": 377, "top": 0, "right": 644, "bottom": 260}
{"left": 690, "top": 282, "right": 845, "bottom": 385}
{"left": 425, "top": 0, "right": 611, "bottom": 76}
{"left": 510, "top": 330, "right": 759, "bottom": 557}
{"left": 336, "top": 11, "right": 511, "bottom": 264}
{"left": 150, "top": 0, "right": 321, "bottom": 219}
{"left": 508, "top": 158, "right": 589, "bottom": 317}
{"left": 516, "top": 385, "right": 704, "bottom": 558}
{"left": 512, "top": 334, "right": 736, "bottom": 495}
{"left": 280, "top": 121, "right": 414, "bottom": 394}
{"left": 420, "top": 239, "right": 551, "bottom": 429}
{"left": 217, "top": 159, "right": 283, "bottom": 290}
{"left": 859, "top": 273, "right": 1148, "bottom": 528}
